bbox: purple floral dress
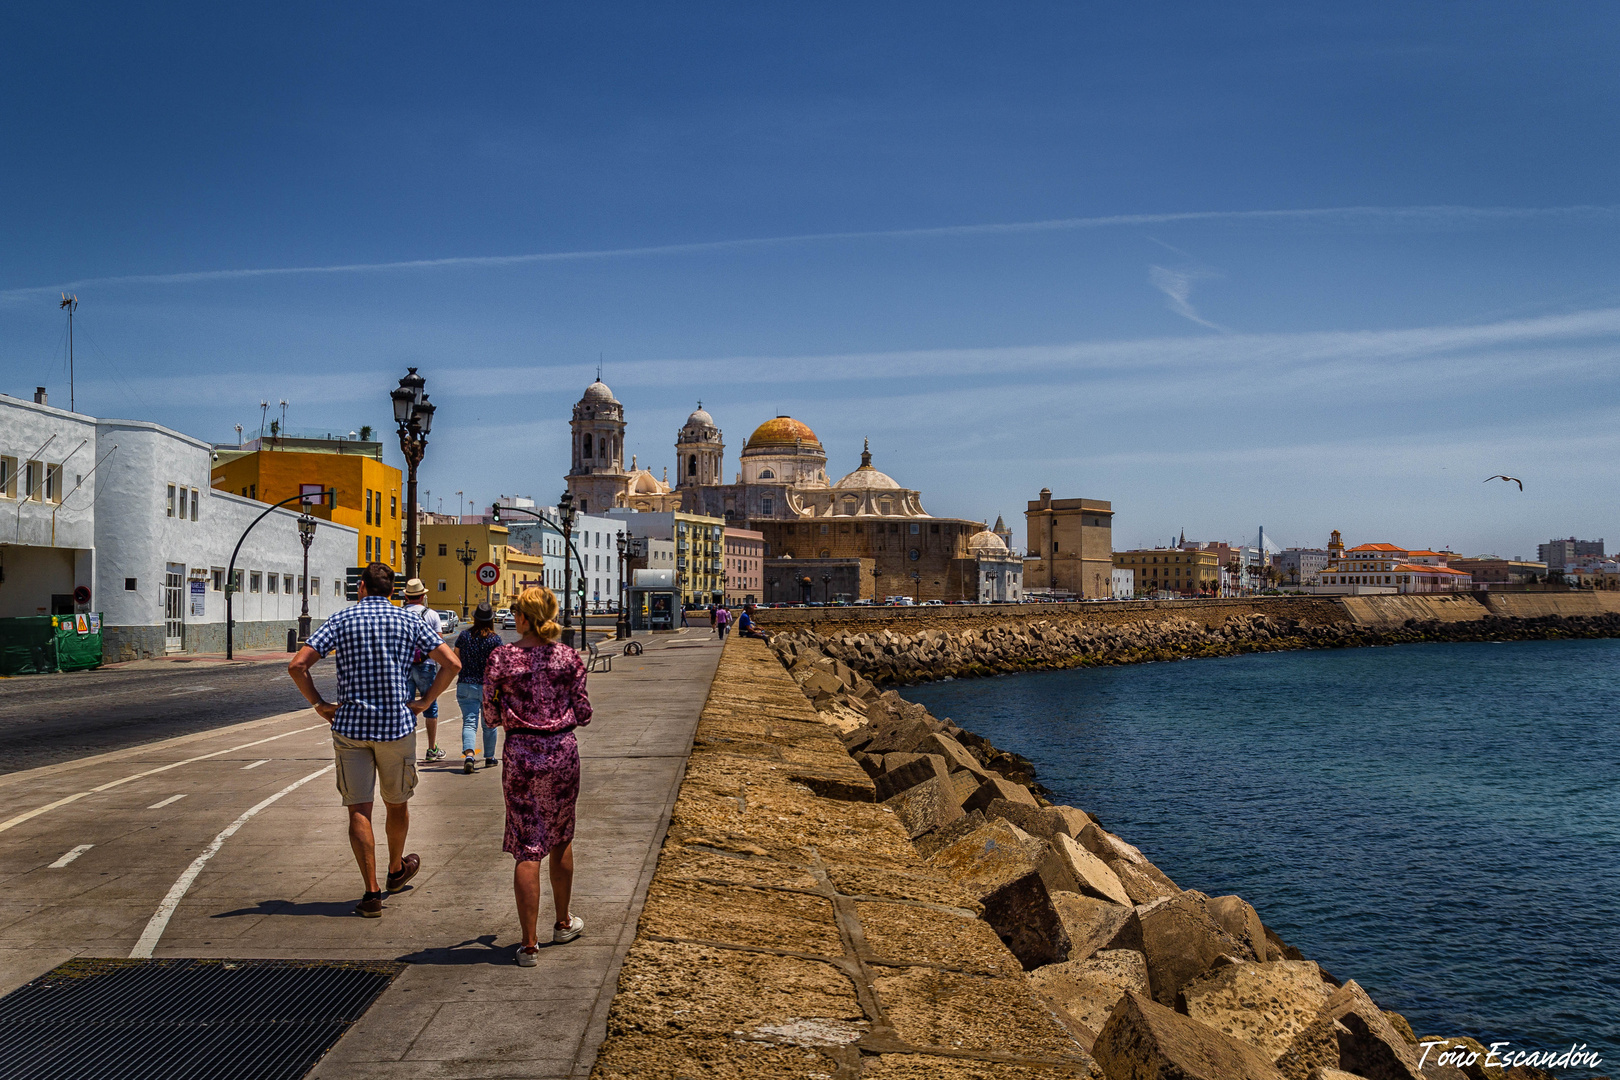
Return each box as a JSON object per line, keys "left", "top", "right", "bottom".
{"left": 483, "top": 642, "right": 592, "bottom": 861}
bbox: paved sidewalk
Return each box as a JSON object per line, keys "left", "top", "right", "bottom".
{"left": 0, "top": 628, "right": 722, "bottom": 1079}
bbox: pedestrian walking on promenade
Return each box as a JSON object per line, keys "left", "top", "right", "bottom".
{"left": 453, "top": 601, "right": 504, "bottom": 774}
{"left": 714, "top": 604, "right": 731, "bottom": 640}
{"left": 288, "top": 562, "right": 460, "bottom": 917}
{"left": 483, "top": 586, "right": 592, "bottom": 966}
{"left": 402, "top": 579, "right": 447, "bottom": 762}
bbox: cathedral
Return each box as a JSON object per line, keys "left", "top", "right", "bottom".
{"left": 563, "top": 379, "right": 1021, "bottom": 602}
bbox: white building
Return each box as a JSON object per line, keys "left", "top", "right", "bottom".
{"left": 504, "top": 506, "right": 625, "bottom": 610}
{"left": 1111, "top": 567, "right": 1134, "bottom": 599}
{"left": 969, "top": 528, "right": 1023, "bottom": 603}
{"left": 1, "top": 391, "right": 355, "bottom": 660}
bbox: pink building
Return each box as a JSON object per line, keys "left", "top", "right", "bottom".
{"left": 723, "top": 527, "right": 766, "bottom": 606}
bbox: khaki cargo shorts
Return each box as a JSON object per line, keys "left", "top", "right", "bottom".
{"left": 333, "top": 731, "right": 419, "bottom": 806}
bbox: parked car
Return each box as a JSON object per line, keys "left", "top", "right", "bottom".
{"left": 922, "top": 600, "right": 944, "bottom": 606}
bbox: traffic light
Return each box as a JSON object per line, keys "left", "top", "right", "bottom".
{"left": 491, "top": 503, "right": 501, "bottom": 523}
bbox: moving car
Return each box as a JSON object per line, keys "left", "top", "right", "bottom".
{"left": 501, "top": 610, "right": 517, "bottom": 629}
{"left": 437, "top": 610, "right": 459, "bottom": 635}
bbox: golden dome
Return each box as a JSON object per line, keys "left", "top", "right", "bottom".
{"left": 744, "top": 416, "right": 822, "bottom": 450}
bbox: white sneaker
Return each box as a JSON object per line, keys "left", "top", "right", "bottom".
{"left": 552, "top": 915, "right": 584, "bottom": 944}
{"left": 516, "top": 945, "right": 540, "bottom": 967}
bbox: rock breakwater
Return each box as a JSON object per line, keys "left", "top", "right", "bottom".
{"left": 758, "top": 632, "right": 1592, "bottom": 1080}
{"left": 769, "top": 608, "right": 1620, "bottom": 687}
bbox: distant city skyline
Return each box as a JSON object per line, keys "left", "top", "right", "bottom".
{"left": 4, "top": 4, "right": 1617, "bottom": 557}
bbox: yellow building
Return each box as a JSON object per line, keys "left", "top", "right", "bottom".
{"left": 417, "top": 522, "right": 522, "bottom": 617}
{"left": 1113, "top": 547, "right": 1219, "bottom": 596}
{"left": 211, "top": 436, "right": 402, "bottom": 571}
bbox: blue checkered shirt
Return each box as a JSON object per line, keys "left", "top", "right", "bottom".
{"left": 306, "top": 597, "right": 445, "bottom": 741}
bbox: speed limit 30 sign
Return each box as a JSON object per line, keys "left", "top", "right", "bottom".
{"left": 476, "top": 562, "right": 500, "bottom": 587}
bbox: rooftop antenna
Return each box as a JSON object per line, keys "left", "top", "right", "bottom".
{"left": 279, "top": 399, "right": 289, "bottom": 437}
{"left": 235, "top": 424, "right": 243, "bottom": 447}
{"left": 597, "top": 353, "right": 603, "bottom": 381}
{"left": 59, "top": 295, "right": 78, "bottom": 412}
{"left": 259, "top": 401, "right": 269, "bottom": 441}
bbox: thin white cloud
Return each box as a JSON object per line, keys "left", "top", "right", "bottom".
{"left": 1149, "top": 265, "right": 1226, "bottom": 331}
{"left": 5, "top": 202, "right": 1618, "bottom": 301}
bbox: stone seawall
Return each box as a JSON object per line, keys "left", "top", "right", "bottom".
{"left": 757, "top": 594, "right": 1620, "bottom": 687}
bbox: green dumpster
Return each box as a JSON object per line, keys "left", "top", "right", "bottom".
{"left": 0, "top": 616, "right": 59, "bottom": 676}
{"left": 55, "top": 613, "right": 103, "bottom": 672}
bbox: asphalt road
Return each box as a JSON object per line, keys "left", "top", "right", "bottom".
{"left": 0, "top": 660, "right": 340, "bottom": 775}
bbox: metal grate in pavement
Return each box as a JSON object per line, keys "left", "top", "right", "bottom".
{"left": 0, "top": 957, "right": 403, "bottom": 1080}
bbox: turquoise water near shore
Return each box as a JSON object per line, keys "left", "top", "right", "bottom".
{"left": 906, "top": 639, "right": 1619, "bottom": 1057}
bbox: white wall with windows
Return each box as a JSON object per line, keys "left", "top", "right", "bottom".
{"left": 0, "top": 394, "right": 99, "bottom": 618}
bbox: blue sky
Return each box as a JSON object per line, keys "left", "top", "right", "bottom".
{"left": 4, "top": 4, "right": 1619, "bottom": 556}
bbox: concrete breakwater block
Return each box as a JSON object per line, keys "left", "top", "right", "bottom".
{"left": 1135, "top": 891, "right": 1256, "bottom": 1007}
{"left": 1029, "top": 949, "right": 1152, "bottom": 1047}
{"left": 1094, "top": 991, "right": 1289, "bottom": 1080}
{"left": 926, "top": 819, "right": 1072, "bottom": 969}
{"left": 1178, "top": 960, "right": 1333, "bottom": 1061}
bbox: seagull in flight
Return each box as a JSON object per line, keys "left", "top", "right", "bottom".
{"left": 1484, "top": 475, "right": 1523, "bottom": 491}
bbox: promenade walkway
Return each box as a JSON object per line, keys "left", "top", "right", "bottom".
{"left": 0, "top": 628, "right": 722, "bottom": 1079}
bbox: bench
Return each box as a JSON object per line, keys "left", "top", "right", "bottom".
{"left": 585, "top": 640, "right": 612, "bottom": 673}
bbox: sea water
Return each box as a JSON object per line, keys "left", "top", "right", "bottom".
{"left": 906, "top": 638, "right": 1619, "bottom": 1056}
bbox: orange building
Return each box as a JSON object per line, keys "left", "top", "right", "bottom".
{"left": 211, "top": 435, "right": 402, "bottom": 571}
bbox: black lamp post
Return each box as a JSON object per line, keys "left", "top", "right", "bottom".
{"left": 558, "top": 491, "right": 577, "bottom": 646}
{"left": 615, "top": 531, "right": 631, "bottom": 639}
{"left": 821, "top": 572, "right": 832, "bottom": 605}
{"left": 391, "top": 368, "right": 435, "bottom": 582}
{"left": 297, "top": 512, "right": 316, "bottom": 643}
{"left": 578, "top": 579, "right": 588, "bottom": 646}
{"left": 456, "top": 540, "right": 477, "bottom": 618}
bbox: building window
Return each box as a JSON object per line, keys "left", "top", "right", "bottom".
{"left": 438, "top": 580, "right": 447, "bottom": 591}
{"left": 0, "top": 457, "right": 12, "bottom": 498}
{"left": 284, "top": 574, "right": 294, "bottom": 593}
{"left": 212, "top": 568, "right": 224, "bottom": 591}
{"left": 250, "top": 572, "right": 262, "bottom": 593}
{"left": 391, "top": 540, "right": 397, "bottom": 565}
{"left": 311, "top": 577, "right": 320, "bottom": 595}
{"left": 334, "top": 578, "right": 342, "bottom": 596}
{"left": 910, "top": 523, "right": 920, "bottom": 535}
{"left": 438, "top": 544, "right": 448, "bottom": 556}
{"left": 583, "top": 433, "right": 593, "bottom": 458}
{"left": 44, "top": 464, "right": 60, "bottom": 503}
{"left": 366, "top": 489, "right": 374, "bottom": 525}
{"left": 366, "top": 536, "right": 374, "bottom": 561}
{"left": 125, "top": 577, "right": 137, "bottom": 591}
{"left": 191, "top": 488, "right": 199, "bottom": 521}
{"left": 167, "top": 483, "right": 176, "bottom": 517}
{"left": 391, "top": 494, "right": 398, "bottom": 518}
{"left": 268, "top": 574, "right": 278, "bottom": 594}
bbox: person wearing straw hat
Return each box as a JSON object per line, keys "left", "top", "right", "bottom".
{"left": 402, "top": 578, "right": 447, "bottom": 762}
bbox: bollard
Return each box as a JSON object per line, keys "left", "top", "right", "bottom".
{"left": 287, "top": 629, "right": 297, "bottom": 653}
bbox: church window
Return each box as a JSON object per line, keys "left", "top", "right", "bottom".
{"left": 820, "top": 525, "right": 829, "bottom": 535}
{"left": 762, "top": 497, "right": 774, "bottom": 516}
{"left": 910, "top": 523, "right": 920, "bottom": 535}
{"left": 688, "top": 455, "right": 697, "bottom": 477}
{"left": 890, "top": 524, "right": 899, "bottom": 533}
{"left": 930, "top": 524, "right": 939, "bottom": 534}
{"left": 759, "top": 469, "right": 774, "bottom": 479}
{"left": 819, "top": 549, "right": 830, "bottom": 559}
{"left": 582, "top": 433, "right": 593, "bottom": 459}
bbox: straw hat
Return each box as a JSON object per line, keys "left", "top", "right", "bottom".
{"left": 402, "top": 578, "right": 429, "bottom": 598}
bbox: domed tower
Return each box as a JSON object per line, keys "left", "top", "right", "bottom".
{"left": 566, "top": 379, "right": 628, "bottom": 513}
{"left": 738, "top": 416, "right": 828, "bottom": 487}
{"left": 675, "top": 402, "right": 724, "bottom": 488}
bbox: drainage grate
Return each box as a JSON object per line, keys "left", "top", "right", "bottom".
{"left": 0, "top": 957, "right": 404, "bottom": 1080}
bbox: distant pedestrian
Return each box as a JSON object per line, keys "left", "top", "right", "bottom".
{"left": 453, "top": 601, "right": 504, "bottom": 774}
{"left": 737, "top": 603, "right": 765, "bottom": 639}
{"left": 714, "top": 604, "right": 731, "bottom": 640}
{"left": 288, "top": 562, "right": 460, "bottom": 918}
{"left": 484, "top": 586, "right": 592, "bottom": 966}
{"left": 402, "top": 579, "right": 447, "bottom": 762}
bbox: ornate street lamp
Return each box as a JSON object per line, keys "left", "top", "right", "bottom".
{"left": 392, "top": 368, "right": 435, "bottom": 581}
{"left": 297, "top": 512, "right": 316, "bottom": 642}
{"left": 615, "top": 531, "right": 631, "bottom": 640}
{"left": 456, "top": 540, "right": 477, "bottom": 618}
{"left": 558, "top": 491, "right": 577, "bottom": 646}
{"left": 821, "top": 572, "right": 832, "bottom": 605}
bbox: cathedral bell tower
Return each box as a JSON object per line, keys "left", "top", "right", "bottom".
{"left": 675, "top": 402, "right": 724, "bottom": 488}
{"left": 566, "top": 379, "right": 628, "bottom": 514}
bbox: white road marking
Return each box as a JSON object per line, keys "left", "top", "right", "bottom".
{"left": 130, "top": 764, "right": 332, "bottom": 959}
{"left": 0, "top": 723, "right": 327, "bottom": 836}
{"left": 148, "top": 794, "right": 187, "bottom": 809}
{"left": 165, "top": 686, "right": 216, "bottom": 696}
{"left": 241, "top": 759, "right": 270, "bottom": 770}
{"left": 49, "top": 844, "right": 93, "bottom": 868}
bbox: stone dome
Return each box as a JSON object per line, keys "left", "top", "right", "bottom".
{"left": 685, "top": 405, "right": 715, "bottom": 428}
{"left": 969, "top": 529, "right": 1009, "bottom": 554}
{"left": 744, "top": 416, "right": 821, "bottom": 450}
{"left": 581, "top": 380, "right": 619, "bottom": 405}
{"left": 834, "top": 465, "right": 902, "bottom": 490}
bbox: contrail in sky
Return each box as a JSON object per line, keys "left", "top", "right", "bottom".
{"left": 4, "top": 203, "right": 1616, "bottom": 300}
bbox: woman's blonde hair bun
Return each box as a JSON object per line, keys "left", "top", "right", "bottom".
{"left": 512, "top": 586, "right": 562, "bottom": 643}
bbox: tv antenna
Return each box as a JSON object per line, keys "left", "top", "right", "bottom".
{"left": 59, "top": 294, "right": 77, "bottom": 412}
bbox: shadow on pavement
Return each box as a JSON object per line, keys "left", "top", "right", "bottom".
{"left": 210, "top": 898, "right": 360, "bottom": 919}
{"left": 396, "top": 934, "right": 511, "bottom": 965}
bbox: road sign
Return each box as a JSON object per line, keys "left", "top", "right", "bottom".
{"left": 476, "top": 562, "right": 500, "bottom": 587}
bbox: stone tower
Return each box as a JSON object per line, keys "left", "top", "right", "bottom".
{"left": 675, "top": 403, "right": 724, "bottom": 488}
{"left": 566, "top": 379, "right": 628, "bottom": 514}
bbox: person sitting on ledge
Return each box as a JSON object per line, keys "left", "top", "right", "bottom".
{"left": 737, "top": 604, "right": 766, "bottom": 639}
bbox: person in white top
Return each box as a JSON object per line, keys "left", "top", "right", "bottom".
{"left": 402, "top": 579, "right": 447, "bottom": 762}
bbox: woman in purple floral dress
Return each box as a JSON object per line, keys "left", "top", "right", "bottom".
{"left": 483, "top": 586, "right": 592, "bottom": 965}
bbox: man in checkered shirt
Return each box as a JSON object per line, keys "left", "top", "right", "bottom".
{"left": 289, "top": 562, "right": 461, "bottom": 917}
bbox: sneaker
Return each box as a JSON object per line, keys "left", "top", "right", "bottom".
{"left": 552, "top": 915, "right": 584, "bottom": 944}
{"left": 516, "top": 945, "right": 540, "bottom": 967}
{"left": 386, "top": 853, "right": 420, "bottom": 893}
{"left": 463, "top": 753, "right": 476, "bottom": 774}
{"left": 484, "top": 757, "right": 499, "bottom": 769}
{"left": 425, "top": 746, "right": 446, "bottom": 762}
{"left": 355, "top": 891, "right": 385, "bottom": 918}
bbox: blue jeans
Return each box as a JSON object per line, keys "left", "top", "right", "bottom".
{"left": 458, "top": 681, "right": 498, "bottom": 758}
{"left": 408, "top": 661, "right": 439, "bottom": 720}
